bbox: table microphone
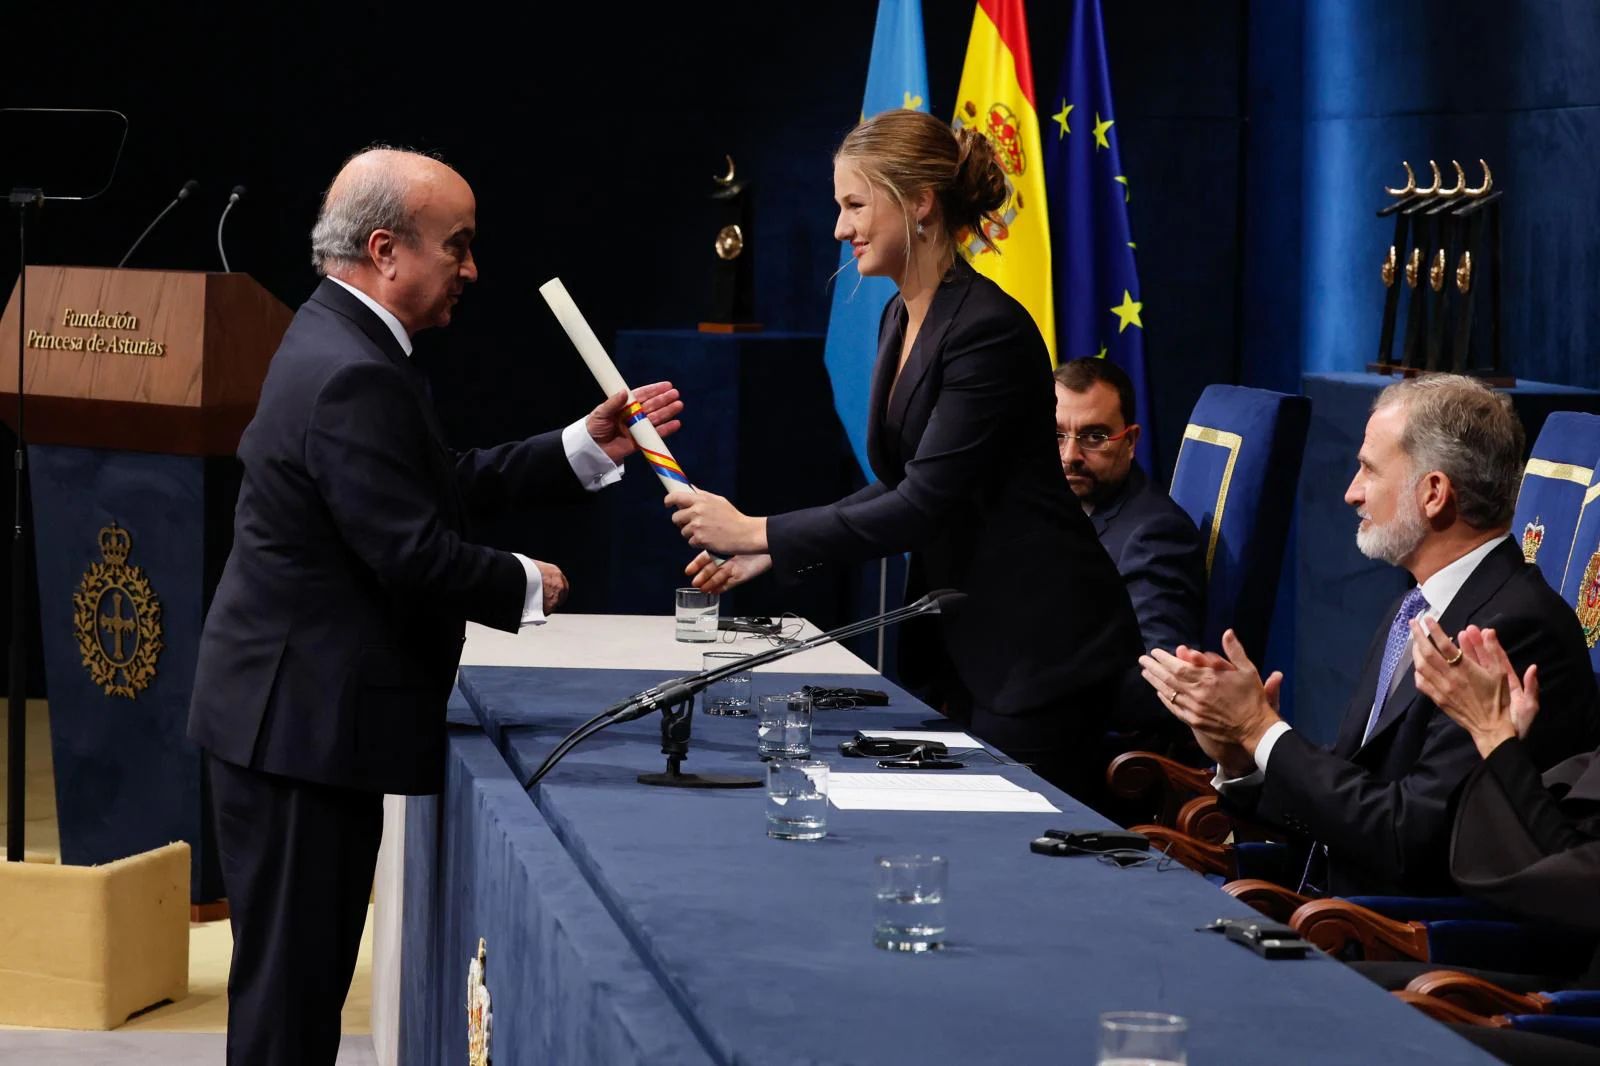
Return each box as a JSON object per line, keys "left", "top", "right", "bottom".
{"left": 522, "top": 588, "right": 966, "bottom": 790}
{"left": 116, "top": 179, "right": 199, "bottom": 268}
{"left": 217, "top": 185, "right": 246, "bottom": 272}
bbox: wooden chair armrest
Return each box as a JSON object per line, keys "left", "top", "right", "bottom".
{"left": 1174, "top": 794, "right": 1237, "bottom": 844}
{"left": 1108, "top": 750, "right": 1215, "bottom": 802}
{"left": 1392, "top": 990, "right": 1510, "bottom": 1028}
{"left": 1131, "top": 824, "right": 1232, "bottom": 878}
{"left": 1406, "top": 970, "right": 1552, "bottom": 1016}
{"left": 1222, "top": 879, "right": 1310, "bottom": 924}
{"left": 1290, "top": 897, "right": 1430, "bottom": 961}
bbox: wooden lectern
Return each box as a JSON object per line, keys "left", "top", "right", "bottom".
{"left": 0, "top": 266, "right": 290, "bottom": 906}
{"left": 0, "top": 265, "right": 290, "bottom": 454}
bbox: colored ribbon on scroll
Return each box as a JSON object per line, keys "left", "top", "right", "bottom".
{"left": 538, "top": 277, "right": 725, "bottom": 561}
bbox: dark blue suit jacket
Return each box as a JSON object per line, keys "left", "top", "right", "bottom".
{"left": 1089, "top": 462, "right": 1205, "bottom": 655}
{"left": 765, "top": 259, "right": 1140, "bottom": 721}
{"left": 189, "top": 279, "right": 587, "bottom": 794}
{"left": 1229, "top": 537, "right": 1600, "bottom": 896}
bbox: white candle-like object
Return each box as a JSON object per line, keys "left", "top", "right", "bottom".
{"left": 538, "top": 277, "right": 726, "bottom": 563}
{"left": 539, "top": 277, "right": 691, "bottom": 493}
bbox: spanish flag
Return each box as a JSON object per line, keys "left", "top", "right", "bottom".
{"left": 953, "top": 0, "right": 1055, "bottom": 360}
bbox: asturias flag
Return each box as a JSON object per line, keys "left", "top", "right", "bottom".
{"left": 823, "top": 0, "right": 930, "bottom": 478}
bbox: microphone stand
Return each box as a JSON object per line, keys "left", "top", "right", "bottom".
{"left": 6, "top": 188, "right": 40, "bottom": 862}
{"left": 522, "top": 590, "right": 963, "bottom": 792}
{"left": 0, "top": 106, "right": 126, "bottom": 864}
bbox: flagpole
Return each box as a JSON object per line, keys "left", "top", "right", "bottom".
{"left": 876, "top": 557, "right": 888, "bottom": 671}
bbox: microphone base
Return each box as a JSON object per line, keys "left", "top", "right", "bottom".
{"left": 638, "top": 756, "right": 760, "bottom": 789}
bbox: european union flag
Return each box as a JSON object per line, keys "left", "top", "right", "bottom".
{"left": 1044, "top": 0, "right": 1153, "bottom": 469}
{"left": 823, "top": 0, "right": 929, "bottom": 478}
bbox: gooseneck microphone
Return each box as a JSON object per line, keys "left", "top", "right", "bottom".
{"left": 521, "top": 589, "right": 967, "bottom": 790}
{"left": 217, "top": 184, "right": 246, "bottom": 272}
{"left": 116, "top": 179, "right": 199, "bottom": 268}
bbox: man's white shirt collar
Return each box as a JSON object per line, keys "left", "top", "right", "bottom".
{"left": 327, "top": 276, "right": 413, "bottom": 356}
{"left": 1419, "top": 534, "right": 1506, "bottom": 619}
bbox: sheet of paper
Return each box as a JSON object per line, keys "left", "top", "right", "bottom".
{"left": 857, "top": 730, "right": 985, "bottom": 749}
{"left": 829, "top": 773, "right": 1026, "bottom": 792}
{"left": 826, "top": 772, "right": 1060, "bottom": 813}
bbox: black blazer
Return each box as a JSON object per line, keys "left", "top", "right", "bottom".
{"left": 1451, "top": 739, "right": 1600, "bottom": 986}
{"left": 1228, "top": 536, "right": 1600, "bottom": 896}
{"left": 189, "top": 280, "right": 588, "bottom": 795}
{"left": 1090, "top": 462, "right": 1206, "bottom": 654}
{"left": 766, "top": 259, "right": 1141, "bottom": 719}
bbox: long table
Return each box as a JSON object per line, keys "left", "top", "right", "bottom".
{"left": 394, "top": 616, "right": 1496, "bottom": 1065}
{"left": 373, "top": 615, "right": 872, "bottom": 1064}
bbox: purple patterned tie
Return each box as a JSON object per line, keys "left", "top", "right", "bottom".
{"left": 1362, "top": 586, "right": 1430, "bottom": 746}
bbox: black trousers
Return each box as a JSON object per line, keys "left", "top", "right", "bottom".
{"left": 1449, "top": 1024, "right": 1600, "bottom": 1065}
{"left": 966, "top": 674, "right": 1122, "bottom": 806}
{"left": 209, "top": 753, "right": 384, "bottom": 1066}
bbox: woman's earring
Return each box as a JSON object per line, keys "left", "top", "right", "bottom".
{"left": 916, "top": 221, "right": 925, "bottom": 238}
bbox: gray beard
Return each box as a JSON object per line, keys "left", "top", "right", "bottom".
{"left": 1355, "top": 498, "right": 1428, "bottom": 565}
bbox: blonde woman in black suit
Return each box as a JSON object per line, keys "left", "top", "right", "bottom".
{"left": 665, "top": 109, "right": 1141, "bottom": 792}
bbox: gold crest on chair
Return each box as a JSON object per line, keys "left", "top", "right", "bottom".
{"left": 1520, "top": 516, "right": 1545, "bottom": 564}
{"left": 72, "top": 523, "right": 163, "bottom": 698}
{"left": 467, "top": 937, "right": 493, "bottom": 1066}
{"left": 1577, "top": 548, "right": 1600, "bottom": 650}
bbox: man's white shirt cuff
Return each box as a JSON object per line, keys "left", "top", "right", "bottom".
{"left": 562, "top": 420, "right": 625, "bottom": 491}
{"left": 1211, "top": 721, "right": 1293, "bottom": 793}
{"left": 514, "top": 553, "right": 545, "bottom": 627}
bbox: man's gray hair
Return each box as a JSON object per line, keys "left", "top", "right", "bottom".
{"left": 309, "top": 145, "right": 436, "bottom": 275}
{"left": 1373, "top": 374, "right": 1525, "bottom": 530}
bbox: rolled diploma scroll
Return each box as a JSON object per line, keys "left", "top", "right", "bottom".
{"left": 538, "top": 277, "right": 727, "bottom": 563}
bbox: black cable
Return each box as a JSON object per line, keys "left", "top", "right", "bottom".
{"left": 524, "top": 713, "right": 623, "bottom": 790}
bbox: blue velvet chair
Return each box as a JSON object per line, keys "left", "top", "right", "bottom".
{"left": 1558, "top": 462, "right": 1600, "bottom": 676}
{"left": 1288, "top": 894, "right": 1597, "bottom": 975}
{"left": 1401, "top": 973, "right": 1600, "bottom": 1049}
{"left": 1510, "top": 411, "right": 1600, "bottom": 592}
{"left": 1168, "top": 385, "right": 1311, "bottom": 656}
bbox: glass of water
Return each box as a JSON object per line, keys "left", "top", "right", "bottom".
{"left": 757, "top": 692, "right": 813, "bottom": 759}
{"left": 674, "top": 587, "right": 719, "bottom": 642}
{"left": 872, "top": 854, "right": 947, "bottom": 952}
{"left": 1097, "top": 1012, "right": 1187, "bottom": 1065}
{"left": 700, "top": 651, "right": 754, "bottom": 716}
{"left": 766, "top": 759, "right": 828, "bottom": 840}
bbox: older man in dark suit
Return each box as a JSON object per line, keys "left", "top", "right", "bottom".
{"left": 188, "top": 147, "right": 683, "bottom": 1065}
{"left": 1141, "top": 375, "right": 1600, "bottom": 898}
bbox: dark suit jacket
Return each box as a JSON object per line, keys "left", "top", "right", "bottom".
{"left": 1451, "top": 739, "right": 1600, "bottom": 986}
{"left": 189, "top": 279, "right": 589, "bottom": 795}
{"left": 1090, "top": 462, "right": 1205, "bottom": 654}
{"left": 766, "top": 259, "right": 1141, "bottom": 721}
{"left": 1227, "top": 536, "right": 1600, "bottom": 896}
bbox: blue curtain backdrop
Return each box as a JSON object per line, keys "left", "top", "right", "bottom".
{"left": 5, "top": 1, "right": 1600, "bottom": 686}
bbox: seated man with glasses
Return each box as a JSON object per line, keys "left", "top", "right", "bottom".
{"left": 1055, "top": 359, "right": 1205, "bottom": 671}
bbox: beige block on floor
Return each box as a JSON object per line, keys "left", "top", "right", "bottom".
{"left": 0, "top": 841, "right": 190, "bottom": 1030}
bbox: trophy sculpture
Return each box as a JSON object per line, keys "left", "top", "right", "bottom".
{"left": 699, "top": 154, "right": 761, "bottom": 333}
{"left": 1371, "top": 158, "right": 1507, "bottom": 384}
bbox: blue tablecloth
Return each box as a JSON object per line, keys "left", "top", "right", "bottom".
{"left": 400, "top": 663, "right": 1497, "bottom": 1065}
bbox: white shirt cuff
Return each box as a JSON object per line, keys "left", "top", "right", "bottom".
{"left": 513, "top": 553, "right": 546, "bottom": 627}
{"left": 1211, "top": 764, "right": 1264, "bottom": 792}
{"left": 1253, "top": 720, "right": 1293, "bottom": 773}
{"left": 562, "top": 419, "right": 624, "bottom": 492}
{"left": 1211, "top": 722, "right": 1293, "bottom": 793}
